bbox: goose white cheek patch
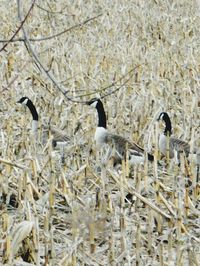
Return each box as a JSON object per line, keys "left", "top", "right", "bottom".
{"left": 90, "top": 101, "right": 98, "bottom": 108}
{"left": 21, "top": 98, "right": 29, "bottom": 105}
{"left": 159, "top": 113, "right": 164, "bottom": 120}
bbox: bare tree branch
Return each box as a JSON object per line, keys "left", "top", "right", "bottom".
{"left": 70, "top": 65, "right": 142, "bottom": 99}
{"left": 16, "top": 0, "right": 138, "bottom": 103}
{"left": 0, "top": 0, "right": 35, "bottom": 52}
{"left": 0, "top": 13, "right": 102, "bottom": 43}
{"left": 101, "top": 66, "right": 142, "bottom": 98}
{"left": 35, "top": 3, "right": 69, "bottom": 15}
{"left": 17, "top": 0, "right": 83, "bottom": 103}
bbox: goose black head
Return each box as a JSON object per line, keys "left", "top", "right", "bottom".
{"left": 157, "top": 112, "right": 172, "bottom": 135}
{"left": 17, "top": 96, "right": 38, "bottom": 121}
{"left": 86, "top": 98, "right": 101, "bottom": 108}
{"left": 87, "top": 98, "right": 106, "bottom": 128}
{"left": 157, "top": 112, "right": 170, "bottom": 122}
{"left": 17, "top": 96, "right": 29, "bottom": 105}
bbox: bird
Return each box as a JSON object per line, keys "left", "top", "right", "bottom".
{"left": 17, "top": 96, "right": 38, "bottom": 136}
{"left": 86, "top": 98, "right": 154, "bottom": 164}
{"left": 157, "top": 112, "right": 191, "bottom": 162}
{"left": 17, "top": 96, "right": 70, "bottom": 147}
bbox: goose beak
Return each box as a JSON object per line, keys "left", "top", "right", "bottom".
{"left": 86, "top": 100, "right": 91, "bottom": 105}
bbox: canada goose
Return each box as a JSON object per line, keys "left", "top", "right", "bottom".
{"left": 17, "top": 96, "right": 70, "bottom": 147}
{"left": 157, "top": 112, "right": 191, "bottom": 161}
{"left": 87, "top": 98, "right": 154, "bottom": 164}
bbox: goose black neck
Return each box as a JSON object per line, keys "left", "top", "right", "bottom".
{"left": 26, "top": 99, "right": 38, "bottom": 121}
{"left": 96, "top": 100, "right": 107, "bottom": 128}
{"left": 163, "top": 115, "right": 172, "bottom": 136}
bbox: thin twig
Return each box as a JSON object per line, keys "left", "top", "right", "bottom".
{"left": 17, "top": 1, "right": 136, "bottom": 103}
{"left": 101, "top": 66, "right": 140, "bottom": 98}
{"left": 0, "top": 0, "right": 35, "bottom": 52}
{"left": 0, "top": 14, "right": 102, "bottom": 43}
{"left": 71, "top": 65, "right": 142, "bottom": 99}
{"left": 17, "top": 0, "right": 80, "bottom": 103}
{"left": 35, "top": 3, "right": 69, "bottom": 15}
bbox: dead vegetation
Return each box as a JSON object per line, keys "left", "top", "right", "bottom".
{"left": 0, "top": 0, "right": 200, "bottom": 265}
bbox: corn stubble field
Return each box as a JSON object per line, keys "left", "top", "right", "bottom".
{"left": 0, "top": 0, "right": 200, "bottom": 265}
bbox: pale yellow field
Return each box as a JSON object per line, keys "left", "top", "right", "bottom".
{"left": 0, "top": 1, "right": 200, "bottom": 265}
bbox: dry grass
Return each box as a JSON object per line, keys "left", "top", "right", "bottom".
{"left": 0, "top": 0, "right": 200, "bottom": 265}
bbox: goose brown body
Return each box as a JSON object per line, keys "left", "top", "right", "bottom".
{"left": 157, "top": 112, "right": 191, "bottom": 159}
{"left": 87, "top": 98, "right": 154, "bottom": 164}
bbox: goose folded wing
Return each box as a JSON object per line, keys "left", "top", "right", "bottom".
{"left": 43, "top": 126, "right": 70, "bottom": 142}
{"left": 50, "top": 127, "right": 70, "bottom": 142}
{"left": 170, "top": 137, "right": 190, "bottom": 156}
{"left": 106, "top": 133, "right": 146, "bottom": 157}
